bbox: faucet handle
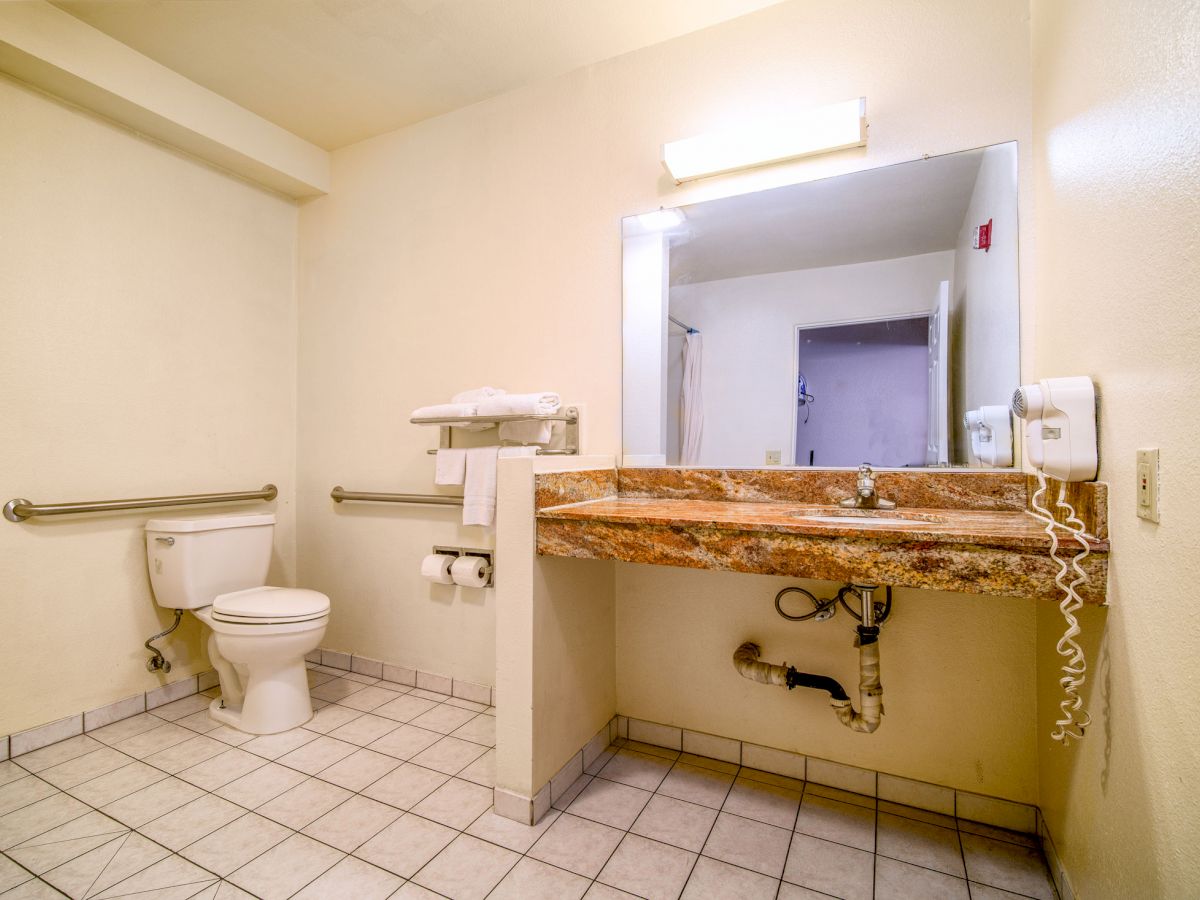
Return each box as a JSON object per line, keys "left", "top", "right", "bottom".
{"left": 857, "top": 464, "right": 874, "bottom": 492}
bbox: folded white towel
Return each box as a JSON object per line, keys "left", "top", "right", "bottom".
{"left": 476, "top": 392, "right": 561, "bottom": 417}
{"left": 463, "top": 446, "right": 500, "bottom": 527}
{"left": 452, "top": 386, "right": 506, "bottom": 403}
{"left": 499, "top": 420, "right": 552, "bottom": 445}
{"left": 435, "top": 448, "right": 467, "bottom": 485}
{"left": 412, "top": 403, "right": 477, "bottom": 420}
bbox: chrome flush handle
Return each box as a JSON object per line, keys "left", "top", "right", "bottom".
{"left": 155, "top": 536, "right": 175, "bottom": 545}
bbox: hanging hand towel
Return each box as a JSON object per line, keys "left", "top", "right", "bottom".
{"left": 435, "top": 448, "right": 467, "bottom": 485}
{"left": 463, "top": 446, "right": 500, "bottom": 527}
{"left": 498, "top": 446, "right": 538, "bottom": 458}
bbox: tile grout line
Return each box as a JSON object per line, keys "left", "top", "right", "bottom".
{"left": 673, "top": 752, "right": 738, "bottom": 891}
{"left": 774, "top": 769, "right": 807, "bottom": 897}
{"left": 872, "top": 779, "right": 880, "bottom": 897}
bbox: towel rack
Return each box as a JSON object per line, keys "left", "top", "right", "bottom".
{"left": 411, "top": 406, "right": 579, "bottom": 456}
{"left": 4, "top": 484, "right": 277, "bottom": 522}
{"left": 330, "top": 486, "right": 464, "bottom": 507}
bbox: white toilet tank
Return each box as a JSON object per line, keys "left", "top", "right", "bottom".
{"left": 145, "top": 513, "right": 275, "bottom": 610}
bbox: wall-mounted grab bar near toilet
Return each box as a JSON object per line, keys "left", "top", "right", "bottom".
{"left": 330, "top": 486, "right": 465, "bottom": 507}
{"left": 3, "top": 484, "right": 278, "bottom": 522}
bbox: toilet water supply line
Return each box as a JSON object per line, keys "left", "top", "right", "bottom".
{"left": 144, "top": 609, "right": 182, "bottom": 673}
{"left": 1029, "top": 470, "right": 1092, "bottom": 745}
{"left": 733, "top": 584, "right": 887, "bottom": 733}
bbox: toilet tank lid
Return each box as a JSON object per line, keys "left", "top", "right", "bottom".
{"left": 145, "top": 513, "right": 276, "bottom": 533}
{"left": 214, "top": 586, "right": 330, "bottom": 619}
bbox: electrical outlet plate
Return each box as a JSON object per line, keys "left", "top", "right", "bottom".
{"left": 1136, "top": 448, "right": 1159, "bottom": 522}
{"left": 765, "top": 449, "right": 782, "bottom": 465}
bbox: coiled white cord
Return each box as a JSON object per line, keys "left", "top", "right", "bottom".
{"left": 1030, "top": 470, "right": 1092, "bottom": 745}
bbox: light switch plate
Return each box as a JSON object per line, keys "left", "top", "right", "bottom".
{"left": 1136, "top": 448, "right": 1159, "bottom": 522}
{"left": 765, "top": 449, "right": 782, "bottom": 465}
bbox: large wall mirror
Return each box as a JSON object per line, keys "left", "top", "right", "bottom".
{"left": 621, "top": 142, "right": 1020, "bottom": 469}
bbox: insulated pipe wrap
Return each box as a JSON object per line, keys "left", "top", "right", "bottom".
{"left": 733, "top": 637, "right": 884, "bottom": 734}
{"left": 833, "top": 641, "right": 882, "bottom": 733}
{"left": 733, "top": 642, "right": 789, "bottom": 687}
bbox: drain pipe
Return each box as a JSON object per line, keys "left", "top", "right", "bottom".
{"left": 734, "top": 586, "right": 885, "bottom": 734}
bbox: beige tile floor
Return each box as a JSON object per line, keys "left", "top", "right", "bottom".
{"left": 0, "top": 666, "right": 1058, "bottom": 899}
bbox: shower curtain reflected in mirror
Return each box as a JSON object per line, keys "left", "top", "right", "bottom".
{"left": 681, "top": 331, "right": 703, "bottom": 464}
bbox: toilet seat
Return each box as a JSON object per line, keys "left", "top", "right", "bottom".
{"left": 211, "top": 586, "right": 330, "bottom": 625}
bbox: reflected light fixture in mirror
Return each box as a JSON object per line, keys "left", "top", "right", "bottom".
{"left": 633, "top": 208, "right": 681, "bottom": 232}
{"left": 662, "top": 97, "right": 867, "bottom": 183}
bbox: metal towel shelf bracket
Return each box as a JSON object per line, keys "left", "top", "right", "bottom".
{"left": 412, "top": 406, "right": 579, "bottom": 456}
{"left": 4, "top": 484, "right": 278, "bottom": 523}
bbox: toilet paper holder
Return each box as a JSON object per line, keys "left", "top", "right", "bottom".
{"left": 433, "top": 546, "right": 495, "bottom": 587}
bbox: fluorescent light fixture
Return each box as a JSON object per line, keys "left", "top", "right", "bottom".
{"left": 634, "top": 208, "right": 686, "bottom": 232}
{"left": 662, "top": 97, "right": 867, "bottom": 183}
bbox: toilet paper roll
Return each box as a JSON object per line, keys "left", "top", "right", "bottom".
{"left": 420, "top": 554, "right": 456, "bottom": 584}
{"left": 450, "top": 555, "right": 489, "bottom": 588}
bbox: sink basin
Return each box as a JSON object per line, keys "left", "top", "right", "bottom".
{"left": 792, "top": 510, "right": 941, "bottom": 527}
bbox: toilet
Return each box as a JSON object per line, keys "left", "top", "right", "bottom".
{"left": 144, "top": 512, "right": 330, "bottom": 734}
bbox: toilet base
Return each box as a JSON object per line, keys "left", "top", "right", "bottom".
{"left": 192, "top": 607, "right": 327, "bottom": 736}
{"left": 207, "top": 695, "right": 313, "bottom": 734}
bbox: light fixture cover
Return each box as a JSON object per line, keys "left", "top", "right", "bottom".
{"left": 662, "top": 97, "right": 867, "bottom": 183}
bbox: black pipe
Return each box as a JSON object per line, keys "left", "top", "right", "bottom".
{"left": 856, "top": 625, "right": 880, "bottom": 646}
{"left": 785, "top": 667, "right": 850, "bottom": 701}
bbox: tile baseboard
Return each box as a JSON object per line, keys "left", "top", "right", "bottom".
{"left": 4, "top": 644, "right": 494, "bottom": 764}
{"left": 494, "top": 716, "right": 617, "bottom": 825}
{"left": 1039, "top": 808, "right": 1079, "bottom": 900}
{"left": 3, "top": 670, "right": 208, "bottom": 761}
{"left": 312, "top": 647, "right": 495, "bottom": 706}
{"left": 616, "top": 714, "right": 1039, "bottom": 836}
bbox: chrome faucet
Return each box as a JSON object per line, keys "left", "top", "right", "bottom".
{"left": 839, "top": 464, "right": 896, "bottom": 509}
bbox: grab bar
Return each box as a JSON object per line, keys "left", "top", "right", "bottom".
{"left": 331, "top": 486, "right": 464, "bottom": 507}
{"left": 4, "top": 484, "right": 278, "bottom": 522}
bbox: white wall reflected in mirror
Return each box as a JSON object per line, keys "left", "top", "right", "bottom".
{"left": 621, "top": 142, "right": 1020, "bottom": 469}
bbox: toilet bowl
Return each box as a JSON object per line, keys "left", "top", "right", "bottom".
{"left": 144, "top": 513, "right": 331, "bottom": 735}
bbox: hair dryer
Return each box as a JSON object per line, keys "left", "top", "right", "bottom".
{"left": 1011, "top": 375, "right": 1098, "bottom": 747}
{"left": 1011, "top": 376, "right": 1096, "bottom": 482}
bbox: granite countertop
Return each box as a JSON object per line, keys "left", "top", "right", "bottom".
{"left": 537, "top": 497, "right": 1109, "bottom": 552}
{"left": 532, "top": 468, "right": 1110, "bottom": 603}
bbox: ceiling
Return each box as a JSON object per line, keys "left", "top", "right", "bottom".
{"left": 668, "top": 147, "right": 993, "bottom": 285}
{"left": 51, "top": 0, "right": 785, "bottom": 150}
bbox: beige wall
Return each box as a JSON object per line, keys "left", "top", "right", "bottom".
{"left": 0, "top": 76, "right": 299, "bottom": 736}
{"left": 1030, "top": 0, "right": 1200, "bottom": 895}
{"left": 295, "top": 0, "right": 1033, "bottom": 704}
{"left": 618, "top": 569, "right": 1039, "bottom": 802}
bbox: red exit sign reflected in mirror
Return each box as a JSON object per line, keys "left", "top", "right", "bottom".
{"left": 973, "top": 218, "right": 992, "bottom": 252}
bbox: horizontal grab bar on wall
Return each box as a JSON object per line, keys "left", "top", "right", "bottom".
{"left": 4, "top": 484, "right": 278, "bottom": 523}
{"left": 330, "top": 486, "right": 464, "bottom": 507}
